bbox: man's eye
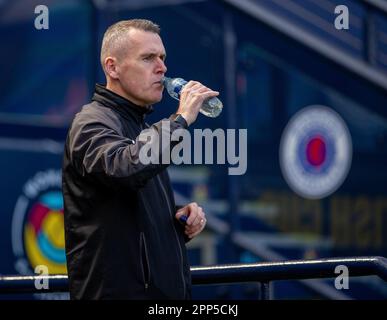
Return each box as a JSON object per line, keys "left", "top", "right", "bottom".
{"left": 143, "top": 56, "right": 152, "bottom": 61}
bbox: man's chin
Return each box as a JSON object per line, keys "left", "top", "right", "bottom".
{"left": 150, "top": 94, "right": 163, "bottom": 104}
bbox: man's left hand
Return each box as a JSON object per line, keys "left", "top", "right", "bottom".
{"left": 175, "top": 202, "right": 206, "bottom": 239}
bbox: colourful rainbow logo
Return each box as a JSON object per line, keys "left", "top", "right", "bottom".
{"left": 23, "top": 191, "right": 67, "bottom": 274}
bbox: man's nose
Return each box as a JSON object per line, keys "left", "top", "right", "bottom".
{"left": 156, "top": 58, "right": 167, "bottom": 74}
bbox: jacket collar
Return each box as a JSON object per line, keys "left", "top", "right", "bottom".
{"left": 92, "top": 84, "right": 154, "bottom": 123}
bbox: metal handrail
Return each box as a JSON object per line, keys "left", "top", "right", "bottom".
{"left": 191, "top": 256, "right": 387, "bottom": 284}
{"left": 0, "top": 256, "right": 386, "bottom": 298}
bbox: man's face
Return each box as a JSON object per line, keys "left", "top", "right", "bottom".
{"left": 115, "top": 29, "right": 167, "bottom": 106}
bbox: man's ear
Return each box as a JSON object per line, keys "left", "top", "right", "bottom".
{"left": 104, "top": 57, "right": 120, "bottom": 79}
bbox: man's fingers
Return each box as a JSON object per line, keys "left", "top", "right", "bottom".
{"left": 176, "top": 80, "right": 220, "bottom": 126}
{"left": 178, "top": 203, "right": 207, "bottom": 238}
{"left": 182, "top": 80, "right": 200, "bottom": 89}
{"left": 181, "top": 82, "right": 219, "bottom": 101}
{"left": 180, "top": 81, "right": 201, "bottom": 96}
{"left": 186, "top": 215, "right": 205, "bottom": 231}
{"left": 175, "top": 207, "right": 188, "bottom": 220}
{"left": 175, "top": 210, "right": 184, "bottom": 218}
{"left": 193, "top": 207, "right": 204, "bottom": 227}
{"left": 186, "top": 218, "right": 206, "bottom": 238}
{"left": 200, "top": 90, "right": 219, "bottom": 100}
{"left": 185, "top": 211, "right": 206, "bottom": 235}
{"left": 189, "top": 209, "right": 201, "bottom": 227}
{"left": 186, "top": 203, "right": 199, "bottom": 225}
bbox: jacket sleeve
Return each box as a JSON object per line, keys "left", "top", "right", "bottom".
{"left": 68, "top": 113, "right": 186, "bottom": 191}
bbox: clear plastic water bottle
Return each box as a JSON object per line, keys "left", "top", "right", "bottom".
{"left": 162, "top": 76, "right": 223, "bottom": 118}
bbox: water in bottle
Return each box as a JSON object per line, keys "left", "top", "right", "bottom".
{"left": 162, "top": 76, "right": 223, "bottom": 118}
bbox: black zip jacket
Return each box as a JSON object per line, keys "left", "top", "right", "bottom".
{"left": 62, "top": 84, "right": 191, "bottom": 299}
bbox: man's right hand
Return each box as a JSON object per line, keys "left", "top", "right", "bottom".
{"left": 175, "top": 81, "right": 219, "bottom": 126}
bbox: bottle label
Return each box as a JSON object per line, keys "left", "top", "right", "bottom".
{"left": 171, "top": 78, "right": 187, "bottom": 99}
{"left": 173, "top": 84, "right": 183, "bottom": 96}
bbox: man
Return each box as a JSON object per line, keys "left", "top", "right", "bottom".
{"left": 62, "top": 19, "right": 219, "bottom": 299}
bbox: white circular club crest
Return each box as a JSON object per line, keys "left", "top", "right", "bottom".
{"left": 279, "top": 105, "right": 352, "bottom": 199}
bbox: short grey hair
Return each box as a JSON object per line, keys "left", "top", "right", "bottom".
{"left": 100, "top": 19, "right": 161, "bottom": 73}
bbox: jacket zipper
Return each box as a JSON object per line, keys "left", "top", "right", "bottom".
{"left": 156, "top": 174, "right": 186, "bottom": 298}
{"left": 139, "top": 232, "right": 151, "bottom": 290}
{"left": 140, "top": 121, "right": 186, "bottom": 296}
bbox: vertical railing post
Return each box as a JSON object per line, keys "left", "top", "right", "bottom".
{"left": 258, "top": 281, "right": 270, "bottom": 300}
{"left": 223, "top": 7, "right": 240, "bottom": 264}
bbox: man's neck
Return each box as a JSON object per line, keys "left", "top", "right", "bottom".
{"left": 106, "top": 82, "right": 146, "bottom": 107}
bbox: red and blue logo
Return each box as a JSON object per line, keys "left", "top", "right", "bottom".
{"left": 280, "top": 106, "right": 352, "bottom": 199}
